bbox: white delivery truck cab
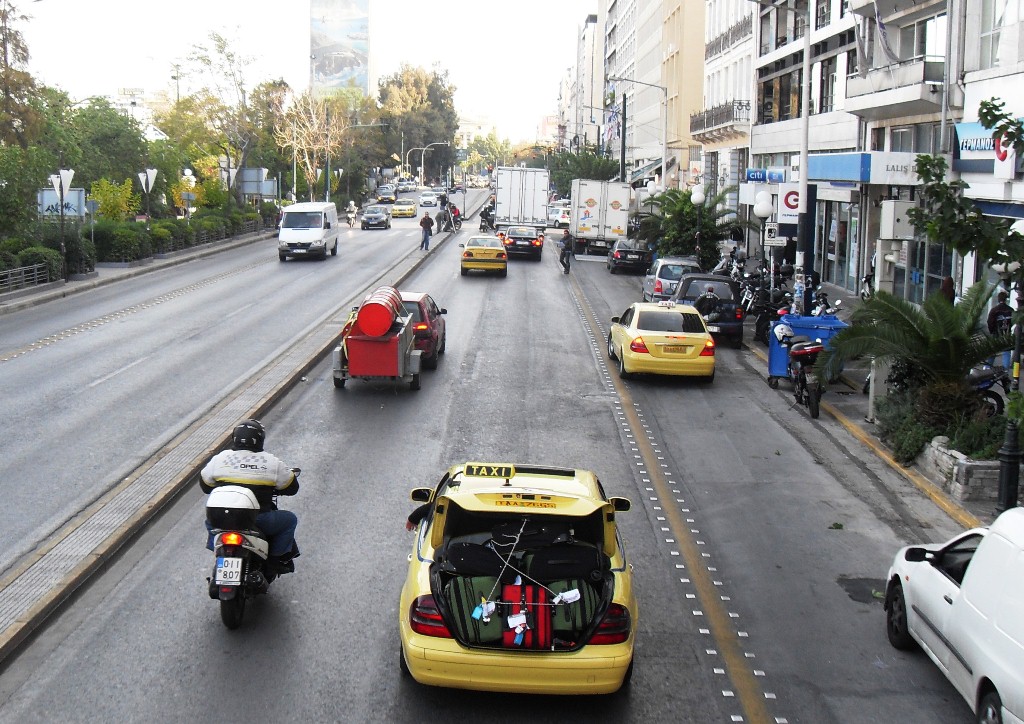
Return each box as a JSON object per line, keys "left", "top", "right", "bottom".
{"left": 277, "top": 202, "right": 340, "bottom": 261}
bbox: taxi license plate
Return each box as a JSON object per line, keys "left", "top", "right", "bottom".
{"left": 707, "top": 325, "right": 720, "bottom": 332}
{"left": 215, "top": 556, "right": 243, "bottom": 586}
{"left": 663, "top": 345, "right": 689, "bottom": 354}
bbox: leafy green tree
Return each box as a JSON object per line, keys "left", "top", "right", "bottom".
{"left": 90, "top": 178, "right": 140, "bottom": 221}
{"left": 548, "top": 151, "right": 620, "bottom": 197}
{"left": 468, "top": 130, "right": 513, "bottom": 172}
{"left": 0, "top": 0, "right": 39, "bottom": 148}
{"left": 68, "top": 98, "right": 147, "bottom": 191}
{"left": 377, "top": 66, "right": 458, "bottom": 181}
{"left": 635, "top": 186, "right": 743, "bottom": 271}
{"left": 0, "top": 143, "right": 48, "bottom": 236}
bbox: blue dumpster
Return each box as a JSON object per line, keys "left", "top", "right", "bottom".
{"left": 768, "top": 314, "right": 848, "bottom": 379}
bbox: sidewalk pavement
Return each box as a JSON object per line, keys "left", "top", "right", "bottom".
{"left": 743, "top": 281, "right": 999, "bottom": 530}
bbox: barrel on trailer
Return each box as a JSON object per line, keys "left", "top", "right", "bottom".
{"left": 355, "top": 285, "right": 404, "bottom": 337}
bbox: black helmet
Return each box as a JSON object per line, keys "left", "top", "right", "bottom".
{"left": 232, "top": 419, "right": 265, "bottom": 452}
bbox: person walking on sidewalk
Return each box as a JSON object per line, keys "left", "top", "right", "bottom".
{"left": 988, "top": 290, "right": 1014, "bottom": 368}
{"left": 419, "top": 212, "right": 434, "bottom": 251}
{"left": 559, "top": 229, "right": 574, "bottom": 274}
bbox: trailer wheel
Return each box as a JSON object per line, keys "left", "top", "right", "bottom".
{"left": 410, "top": 373, "right": 420, "bottom": 391}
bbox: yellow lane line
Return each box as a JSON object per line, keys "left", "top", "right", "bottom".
{"left": 571, "top": 278, "right": 773, "bottom": 723}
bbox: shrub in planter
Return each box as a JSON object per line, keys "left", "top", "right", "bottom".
{"left": 259, "top": 201, "right": 278, "bottom": 226}
{"left": 875, "top": 390, "right": 942, "bottom": 464}
{"left": 16, "top": 246, "right": 63, "bottom": 281}
{"left": 91, "top": 219, "right": 125, "bottom": 261}
{"left": 0, "top": 237, "right": 29, "bottom": 256}
{"left": 150, "top": 224, "right": 174, "bottom": 253}
{"left": 947, "top": 415, "right": 1016, "bottom": 461}
{"left": 227, "top": 212, "right": 244, "bottom": 234}
{"left": 67, "top": 234, "right": 96, "bottom": 275}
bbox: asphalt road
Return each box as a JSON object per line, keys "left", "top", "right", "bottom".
{"left": 0, "top": 206, "right": 974, "bottom": 723}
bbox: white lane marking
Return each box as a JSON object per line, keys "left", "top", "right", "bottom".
{"left": 88, "top": 354, "right": 151, "bottom": 388}
{"left": 224, "top": 302, "right": 256, "bottom": 320}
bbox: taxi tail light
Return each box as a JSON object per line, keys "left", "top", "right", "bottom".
{"left": 410, "top": 595, "right": 453, "bottom": 638}
{"left": 700, "top": 338, "right": 716, "bottom": 356}
{"left": 221, "top": 532, "right": 244, "bottom": 546}
{"left": 498, "top": 252, "right": 507, "bottom": 259}
{"left": 589, "top": 604, "right": 631, "bottom": 645}
{"left": 463, "top": 251, "right": 474, "bottom": 258}
{"left": 629, "top": 337, "right": 650, "bottom": 354}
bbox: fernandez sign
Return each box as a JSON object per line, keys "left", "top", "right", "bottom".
{"left": 778, "top": 183, "right": 800, "bottom": 224}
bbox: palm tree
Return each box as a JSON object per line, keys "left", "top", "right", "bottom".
{"left": 632, "top": 185, "right": 751, "bottom": 271}
{"left": 815, "top": 281, "right": 1011, "bottom": 389}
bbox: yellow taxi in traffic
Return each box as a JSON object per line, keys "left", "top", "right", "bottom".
{"left": 459, "top": 235, "right": 508, "bottom": 277}
{"left": 392, "top": 198, "right": 417, "bottom": 218}
{"left": 607, "top": 300, "right": 716, "bottom": 382}
{"left": 399, "top": 462, "right": 636, "bottom": 695}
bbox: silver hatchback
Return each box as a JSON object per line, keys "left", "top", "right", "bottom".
{"left": 641, "top": 256, "right": 702, "bottom": 302}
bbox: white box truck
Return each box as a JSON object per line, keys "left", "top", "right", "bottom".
{"left": 494, "top": 166, "right": 550, "bottom": 232}
{"left": 570, "top": 179, "right": 631, "bottom": 255}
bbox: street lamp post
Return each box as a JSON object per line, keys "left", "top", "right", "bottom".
{"left": 691, "top": 185, "right": 706, "bottom": 258}
{"left": 607, "top": 76, "right": 668, "bottom": 190}
{"left": 49, "top": 168, "right": 74, "bottom": 280}
{"left": 753, "top": 191, "right": 775, "bottom": 313}
{"left": 406, "top": 147, "right": 425, "bottom": 182}
{"left": 993, "top": 261, "right": 1022, "bottom": 511}
{"left": 420, "top": 142, "right": 450, "bottom": 189}
{"left": 137, "top": 168, "right": 158, "bottom": 230}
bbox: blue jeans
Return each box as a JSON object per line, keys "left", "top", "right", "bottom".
{"left": 420, "top": 228, "right": 430, "bottom": 250}
{"left": 206, "top": 509, "right": 298, "bottom": 557}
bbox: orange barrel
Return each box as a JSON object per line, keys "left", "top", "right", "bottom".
{"left": 356, "top": 285, "right": 403, "bottom": 337}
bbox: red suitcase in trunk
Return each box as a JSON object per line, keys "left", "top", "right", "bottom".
{"left": 501, "top": 584, "right": 553, "bottom": 650}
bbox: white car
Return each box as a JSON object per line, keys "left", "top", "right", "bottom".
{"left": 884, "top": 507, "right": 1024, "bottom": 724}
{"left": 419, "top": 192, "right": 437, "bottom": 207}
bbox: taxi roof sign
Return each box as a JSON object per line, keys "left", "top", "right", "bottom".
{"left": 464, "top": 463, "right": 515, "bottom": 479}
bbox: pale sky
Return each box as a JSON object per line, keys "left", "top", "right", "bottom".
{"left": 19, "top": 0, "right": 596, "bottom": 143}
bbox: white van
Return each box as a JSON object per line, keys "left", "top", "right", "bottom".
{"left": 277, "top": 202, "right": 340, "bottom": 261}
{"left": 885, "top": 507, "right": 1024, "bottom": 723}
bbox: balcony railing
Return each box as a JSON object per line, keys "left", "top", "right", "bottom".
{"left": 846, "top": 56, "right": 949, "bottom": 119}
{"left": 690, "top": 100, "right": 752, "bottom": 134}
{"left": 705, "top": 15, "right": 753, "bottom": 60}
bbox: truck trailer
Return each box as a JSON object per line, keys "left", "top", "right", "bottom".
{"left": 494, "top": 166, "right": 550, "bottom": 232}
{"left": 570, "top": 179, "right": 631, "bottom": 255}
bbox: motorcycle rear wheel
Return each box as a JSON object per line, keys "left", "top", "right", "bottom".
{"left": 979, "top": 390, "right": 1004, "bottom": 417}
{"left": 807, "top": 380, "right": 821, "bottom": 419}
{"left": 220, "top": 595, "right": 245, "bottom": 629}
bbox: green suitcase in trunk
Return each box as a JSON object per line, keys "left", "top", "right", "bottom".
{"left": 546, "top": 579, "right": 600, "bottom": 639}
{"left": 445, "top": 576, "right": 503, "bottom": 644}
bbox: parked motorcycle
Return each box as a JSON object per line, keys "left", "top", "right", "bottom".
{"left": 810, "top": 286, "right": 842, "bottom": 316}
{"left": 860, "top": 272, "right": 873, "bottom": 301}
{"left": 205, "top": 475, "right": 300, "bottom": 629}
{"left": 754, "top": 292, "right": 793, "bottom": 345}
{"left": 862, "top": 362, "right": 1008, "bottom": 417}
{"left": 768, "top": 324, "right": 825, "bottom": 419}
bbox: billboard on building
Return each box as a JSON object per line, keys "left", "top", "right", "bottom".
{"left": 310, "top": 0, "right": 369, "bottom": 97}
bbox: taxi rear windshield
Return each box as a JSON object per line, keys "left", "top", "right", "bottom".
{"left": 281, "top": 212, "right": 324, "bottom": 229}
{"left": 636, "top": 310, "right": 705, "bottom": 333}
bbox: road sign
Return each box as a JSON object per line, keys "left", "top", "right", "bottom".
{"left": 763, "top": 222, "right": 786, "bottom": 247}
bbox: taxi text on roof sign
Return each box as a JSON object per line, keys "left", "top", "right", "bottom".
{"left": 464, "top": 463, "right": 515, "bottom": 478}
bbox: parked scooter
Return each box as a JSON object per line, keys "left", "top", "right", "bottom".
{"left": 754, "top": 292, "right": 794, "bottom": 345}
{"left": 810, "top": 286, "right": 842, "bottom": 316}
{"left": 859, "top": 272, "right": 873, "bottom": 301}
{"left": 205, "top": 475, "right": 300, "bottom": 630}
{"left": 862, "top": 362, "right": 1009, "bottom": 417}
{"left": 768, "top": 324, "right": 825, "bottom": 419}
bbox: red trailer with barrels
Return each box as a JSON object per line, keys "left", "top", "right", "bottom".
{"left": 332, "top": 285, "right": 422, "bottom": 390}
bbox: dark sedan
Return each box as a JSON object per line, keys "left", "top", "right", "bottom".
{"left": 361, "top": 205, "right": 392, "bottom": 230}
{"left": 502, "top": 225, "right": 544, "bottom": 260}
{"left": 606, "top": 240, "right": 653, "bottom": 274}
{"left": 670, "top": 274, "right": 744, "bottom": 348}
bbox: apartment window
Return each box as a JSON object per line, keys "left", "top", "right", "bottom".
{"left": 891, "top": 126, "right": 913, "bottom": 152}
{"left": 759, "top": 79, "right": 776, "bottom": 123}
{"left": 780, "top": 73, "right": 794, "bottom": 119}
{"left": 819, "top": 56, "right": 837, "bottom": 113}
{"left": 816, "top": 0, "right": 831, "bottom": 29}
{"left": 980, "top": 0, "right": 1012, "bottom": 69}
{"left": 760, "top": 12, "right": 772, "bottom": 54}
{"left": 795, "top": 0, "right": 809, "bottom": 39}
{"left": 846, "top": 48, "right": 859, "bottom": 78}
{"left": 871, "top": 127, "right": 885, "bottom": 151}
{"left": 914, "top": 123, "right": 940, "bottom": 154}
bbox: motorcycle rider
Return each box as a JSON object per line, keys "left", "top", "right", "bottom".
{"left": 200, "top": 419, "right": 300, "bottom": 571}
{"left": 345, "top": 200, "right": 357, "bottom": 227}
{"left": 694, "top": 284, "right": 721, "bottom": 319}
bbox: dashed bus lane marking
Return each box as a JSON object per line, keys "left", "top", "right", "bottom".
{"left": 567, "top": 272, "right": 782, "bottom": 724}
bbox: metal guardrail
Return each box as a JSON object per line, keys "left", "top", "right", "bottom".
{"left": 0, "top": 264, "right": 49, "bottom": 294}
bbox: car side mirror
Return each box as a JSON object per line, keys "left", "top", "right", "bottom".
{"left": 410, "top": 487, "right": 432, "bottom": 503}
{"left": 610, "top": 496, "right": 631, "bottom": 512}
{"left": 459, "top": 244, "right": 465, "bottom": 248}
{"left": 904, "top": 547, "right": 928, "bottom": 563}
{"left": 611, "top": 316, "right": 620, "bottom": 323}
{"left": 325, "top": 221, "right": 332, "bottom": 229}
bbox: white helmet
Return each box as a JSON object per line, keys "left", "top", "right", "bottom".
{"left": 773, "top": 323, "right": 794, "bottom": 343}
